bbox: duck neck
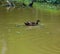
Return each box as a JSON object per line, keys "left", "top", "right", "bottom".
{"left": 36, "top": 21, "right": 39, "bottom": 25}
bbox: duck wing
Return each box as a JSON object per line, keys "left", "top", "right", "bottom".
{"left": 24, "top": 22, "right": 32, "bottom": 25}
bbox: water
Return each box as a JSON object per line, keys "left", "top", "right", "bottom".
{"left": 0, "top": 7, "right": 60, "bottom": 54}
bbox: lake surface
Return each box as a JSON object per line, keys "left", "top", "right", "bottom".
{"left": 0, "top": 7, "right": 60, "bottom": 54}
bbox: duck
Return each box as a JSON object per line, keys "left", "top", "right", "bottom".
{"left": 24, "top": 20, "right": 40, "bottom": 26}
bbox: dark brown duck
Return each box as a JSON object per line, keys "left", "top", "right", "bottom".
{"left": 24, "top": 20, "right": 40, "bottom": 26}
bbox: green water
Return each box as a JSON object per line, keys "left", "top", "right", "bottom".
{"left": 0, "top": 7, "right": 60, "bottom": 54}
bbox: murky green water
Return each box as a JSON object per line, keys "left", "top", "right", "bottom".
{"left": 0, "top": 7, "right": 60, "bottom": 54}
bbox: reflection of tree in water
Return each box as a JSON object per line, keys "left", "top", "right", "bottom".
{"left": 1, "top": 39, "right": 7, "bottom": 54}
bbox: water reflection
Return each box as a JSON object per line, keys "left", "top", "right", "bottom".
{"left": 1, "top": 39, "right": 7, "bottom": 54}
{"left": 6, "top": 6, "right": 15, "bottom": 12}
